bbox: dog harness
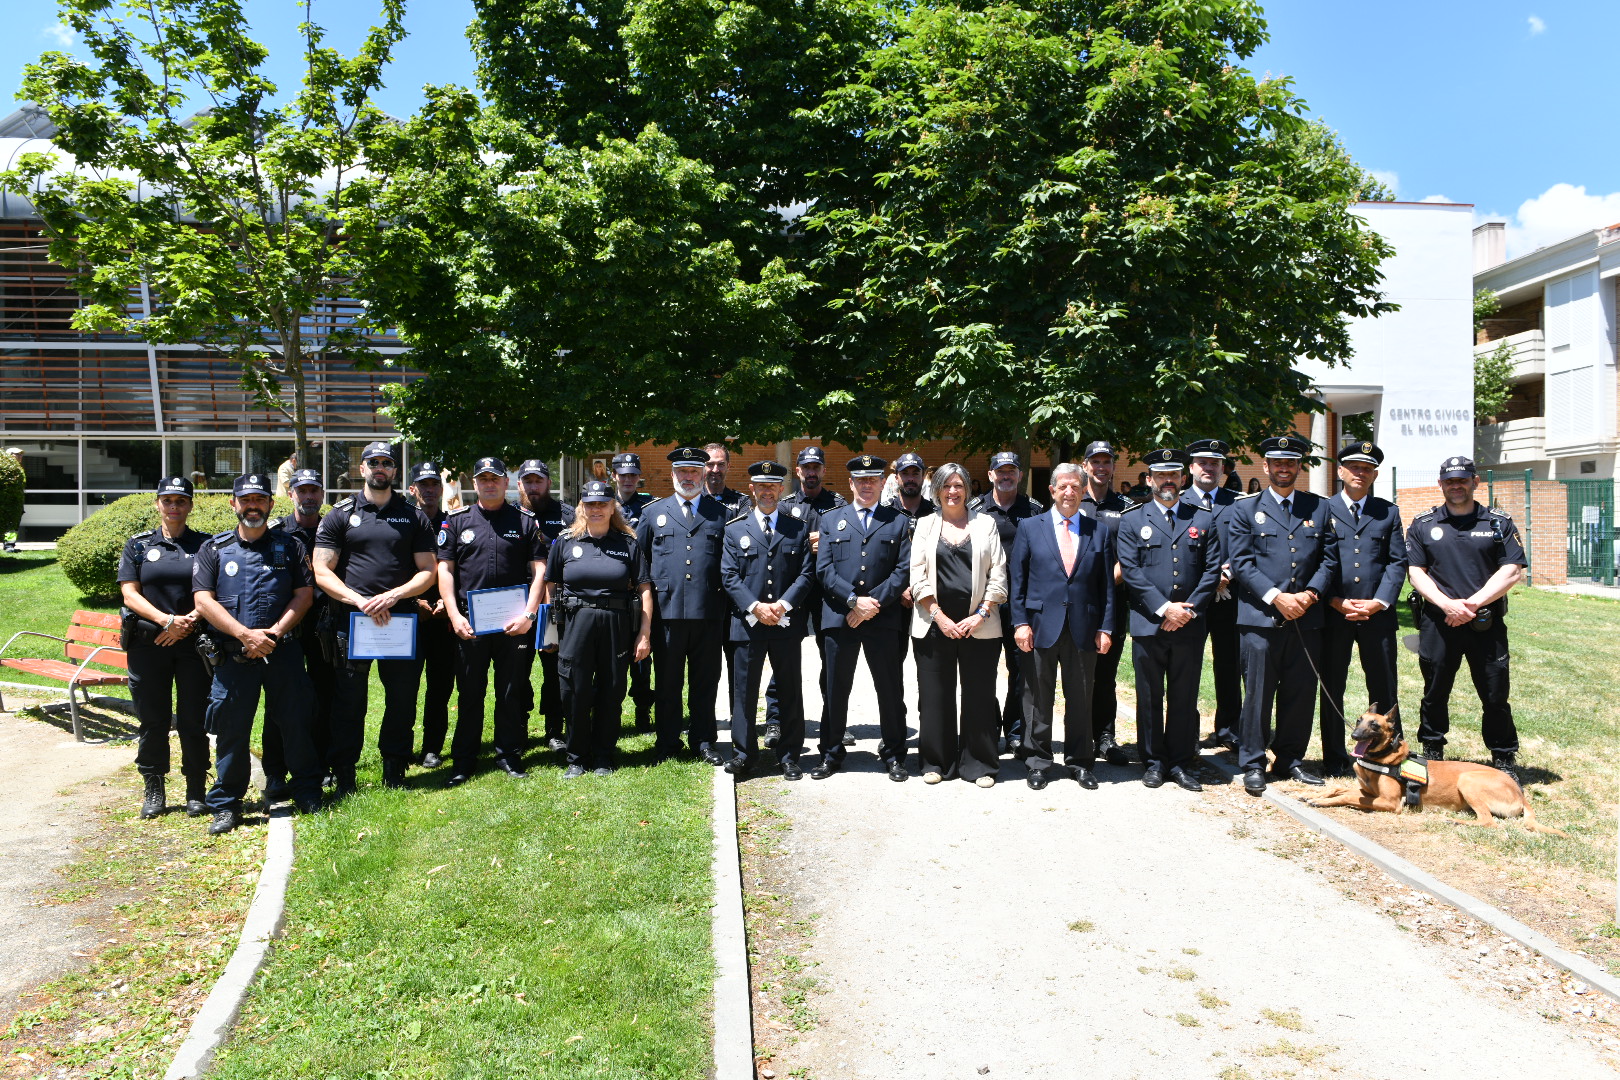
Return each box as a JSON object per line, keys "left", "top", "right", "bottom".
{"left": 1354, "top": 753, "right": 1430, "bottom": 807}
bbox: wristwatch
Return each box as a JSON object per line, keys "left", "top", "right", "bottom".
{"left": 520, "top": 610, "right": 537, "bottom": 622}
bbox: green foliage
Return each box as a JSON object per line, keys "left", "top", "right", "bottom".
{"left": 1474, "top": 287, "right": 1501, "bottom": 333}
{"left": 55, "top": 492, "right": 294, "bottom": 599}
{"left": 1475, "top": 340, "right": 1516, "bottom": 422}
{"left": 1341, "top": 412, "right": 1376, "bottom": 443}
{"left": 0, "top": 454, "right": 24, "bottom": 540}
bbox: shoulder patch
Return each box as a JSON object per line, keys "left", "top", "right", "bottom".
{"left": 447, "top": 505, "right": 472, "bottom": 516}
{"left": 130, "top": 528, "right": 155, "bottom": 540}
{"left": 210, "top": 530, "right": 237, "bottom": 545}
{"left": 1413, "top": 507, "right": 1441, "bottom": 521}
{"left": 334, "top": 496, "right": 354, "bottom": 510}
{"left": 726, "top": 512, "right": 749, "bottom": 525}
{"left": 519, "top": 506, "right": 536, "bottom": 518}
{"left": 1235, "top": 491, "right": 1260, "bottom": 501}
{"left": 1487, "top": 507, "right": 1511, "bottom": 518}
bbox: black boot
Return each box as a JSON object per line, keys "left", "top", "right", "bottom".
{"left": 381, "top": 757, "right": 408, "bottom": 789}
{"left": 1491, "top": 752, "right": 1518, "bottom": 781}
{"left": 1420, "top": 740, "right": 1444, "bottom": 760}
{"left": 185, "top": 776, "right": 208, "bottom": 817}
{"left": 332, "top": 768, "right": 358, "bottom": 798}
{"left": 140, "top": 776, "right": 166, "bottom": 820}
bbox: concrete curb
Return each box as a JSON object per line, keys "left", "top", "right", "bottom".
{"left": 711, "top": 766, "right": 754, "bottom": 1080}
{"left": 163, "top": 807, "right": 295, "bottom": 1080}
{"left": 1203, "top": 752, "right": 1620, "bottom": 1005}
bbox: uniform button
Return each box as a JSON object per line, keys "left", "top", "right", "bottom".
{"left": 860, "top": 565, "right": 866, "bottom": 571}
{"left": 1172, "top": 571, "right": 1179, "bottom": 577}
{"left": 1354, "top": 576, "right": 1362, "bottom": 583}
{"left": 1353, "top": 562, "right": 1360, "bottom": 568}
{"left": 1172, "top": 557, "right": 1179, "bottom": 563}
{"left": 685, "top": 574, "right": 692, "bottom": 580}
{"left": 1171, "top": 544, "right": 1177, "bottom": 550}
{"left": 685, "top": 559, "right": 692, "bottom": 565}
{"left": 1291, "top": 562, "right": 1297, "bottom": 568}
{"left": 1290, "top": 547, "right": 1297, "bottom": 553}
{"left": 766, "top": 579, "right": 773, "bottom": 585}
{"left": 1288, "top": 534, "right": 1295, "bottom": 540}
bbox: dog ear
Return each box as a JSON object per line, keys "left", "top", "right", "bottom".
{"left": 1385, "top": 703, "right": 1398, "bottom": 722}
{"left": 1369, "top": 702, "right": 1381, "bottom": 716}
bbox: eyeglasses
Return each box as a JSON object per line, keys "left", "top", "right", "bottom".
{"left": 364, "top": 458, "right": 396, "bottom": 468}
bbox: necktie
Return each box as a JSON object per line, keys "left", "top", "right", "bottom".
{"left": 1202, "top": 492, "right": 1212, "bottom": 512}
{"left": 1280, "top": 498, "right": 1292, "bottom": 519}
{"left": 1164, "top": 506, "right": 1175, "bottom": 529}
{"left": 860, "top": 508, "right": 871, "bottom": 531}
{"left": 763, "top": 514, "right": 774, "bottom": 541}
{"left": 1060, "top": 516, "right": 1076, "bottom": 575}
{"left": 1351, "top": 501, "right": 1361, "bottom": 523}
{"left": 682, "top": 499, "right": 692, "bottom": 521}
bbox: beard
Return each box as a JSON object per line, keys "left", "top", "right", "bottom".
{"left": 295, "top": 497, "right": 323, "bottom": 517}
{"left": 673, "top": 477, "right": 703, "bottom": 499}
{"left": 1155, "top": 482, "right": 1179, "bottom": 504}
{"left": 365, "top": 471, "right": 393, "bottom": 493}
{"left": 236, "top": 508, "right": 267, "bottom": 527}
{"left": 899, "top": 481, "right": 921, "bottom": 498}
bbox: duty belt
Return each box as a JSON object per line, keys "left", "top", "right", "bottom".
{"left": 560, "top": 592, "right": 633, "bottom": 613}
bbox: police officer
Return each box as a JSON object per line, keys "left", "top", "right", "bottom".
{"left": 118, "top": 475, "right": 211, "bottom": 819}
{"left": 1226, "top": 434, "right": 1340, "bottom": 795}
{"left": 720, "top": 461, "right": 817, "bottom": 779}
{"left": 436, "top": 456, "right": 549, "bottom": 786}
{"left": 636, "top": 446, "right": 731, "bottom": 765}
{"left": 813, "top": 454, "right": 913, "bottom": 781}
{"left": 519, "top": 458, "right": 577, "bottom": 752}
{"left": 770, "top": 446, "right": 847, "bottom": 749}
{"left": 1319, "top": 439, "right": 1407, "bottom": 776}
{"left": 407, "top": 461, "right": 455, "bottom": 768}
{"left": 612, "top": 452, "right": 657, "bottom": 727}
{"left": 1078, "top": 440, "right": 1132, "bottom": 765}
{"left": 969, "top": 451, "right": 1044, "bottom": 752}
{"left": 1182, "top": 439, "right": 1243, "bottom": 752}
{"left": 192, "top": 473, "right": 320, "bottom": 832}
{"left": 1405, "top": 456, "right": 1527, "bottom": 775}
{"left": 703, "top": 442, "right": 753, "bottom": 518}
{"left": 1116, "top": 450, "right": 1222, "bottom": 792}
{"left": 886, "top": 451, "right": 938, "bottom": 520}
{"left": 262, "top": 468, "right": 333, "bottom": 802}
{"left": 544, "top": 479, "right": 654, "bottom": 776}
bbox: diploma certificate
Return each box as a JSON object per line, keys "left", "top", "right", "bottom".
{"left": 468, "top": 585, "right": 530, "bottom": 636}
{"left": 347, "top": 611, "right": 418, "bottom": 660}
{"left": 533, "top": 603, "right": 559, "bottom": 651}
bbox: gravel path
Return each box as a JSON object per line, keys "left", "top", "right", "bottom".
{"left": 733, "top": 639, "right": 1619, "bottom": 1080}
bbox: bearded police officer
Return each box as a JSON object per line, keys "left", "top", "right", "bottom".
{"left": 1078, "top": 440, "right": 1132, "bottom": 765}
{"left": 408, "top": 461, "right": 455, "bottom": 768}
{"left": 769, "top": 446, "right": 847, "bottom": 749}
{"left": 886, "top": 451, "right": 938, "bottom": 520}
{"left": 1183, "top": 439, "right": 1243, "bottom": 752}
{"left": 1226, "top": 434, "right": 1339, "bottom": 795}
{"left": 1405, "top": 456, "right": 1527, "bottom": 776}
{"left": 612, "top": 451, "right": 657, "bottom": 727}
{"left": 436, "top": 457, "right": 549, "bottom": 785}
{"left": 192, "top": 473, "right": 320, "bottom": 832}
{"left": 313, "top": 441, "right": 437, "bottom": 792}
{"left": 703, "top": 442, "right": 753, "bottom": 518}
{"left": 636, "top": 446, "right": 731, "bottom": 765}
{"left": 262, "top": 468, "right": 333, "bottom": 802}
{"left": 1117, "top": 450, "right": 1222, "bottom": 792}
{"left": 969, "top": 451, "right": 1044, "bottom": 753}
{"left": 519, "top": 458, "right": 576, "bottom": 752}
{"left": 1319, "top": 439, "right": 1407, "bottom": 776}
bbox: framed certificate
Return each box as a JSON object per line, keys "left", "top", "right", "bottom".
{"left": 467, "top": 585, "right": 530, "bottom": 636}
{"left": 533, "top": 603, "right": 559, "bottom": 651}
{"left": 347, "top": 611, "right": 418, "bottom": 660}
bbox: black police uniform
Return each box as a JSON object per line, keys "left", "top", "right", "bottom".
{"left": 194, "top": 522, "right": 319, "bottom": 812}
{"left": 768, "top": 485, "right": 845, "bottom": 737}
{"left": 544, "top": 525, "right": 650, "bottom": 769}
{"left": 635, "top": 488, "right": 729, "bottom": 758}
{"left": 412, "top": 499, "right": 456, "bottom": 763}
{"left": 1116, "top": 494, "right": 1222, "bottom": 774}
{"left": 437, "top": 499, "right": 548, "bottom": 773}
{"left": 616, "top": 487, "right": 658, "bottom": 723}
{"left": 118, "top": 524, "right": 211, "bottom": 792}
{"left": 1180, "top": 480, "right": 1243, "bottom": 747}
{"left": 968, "top": 488, "right": 1045, "bottom": 746}
{"left": 721, "top": 502, "right": 817, "bottom": 770}
{"left": 884, "top": 492, "right": 935, "bottom": 724}
{"left": 1079, "top": 487, "right": 1132, "bottom": 756}
{"left": 710, "top": 486, "right": 753, "bottom": 519}
{"left": 527, "top": 494, "right": 577, "bottom": 745}
{"left": 1406, "top": 501, "right": 1526, "bottom": 755}
{"left": 315, "top": 490, "right": 436, "bottom": 780}
{"left": 262, "top": 509, "right": 333, "bottom": 793}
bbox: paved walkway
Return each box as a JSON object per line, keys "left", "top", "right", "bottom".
{"left": 727, "top": 637, "right": 1617, "bottom": 1080}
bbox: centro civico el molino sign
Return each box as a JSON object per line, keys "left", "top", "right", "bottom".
{"left": 1388, "top": 407, "right": 1471, "bottom": 438}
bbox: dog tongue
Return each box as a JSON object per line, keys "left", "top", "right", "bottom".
{"left": 1352, "top": 739, "right": 1370, "bottom": 759}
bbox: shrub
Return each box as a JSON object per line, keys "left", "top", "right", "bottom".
{"left": 56, "top": 492, "right": 299, "bottom": 599}
{"left": 0, "top": 453, "right": 23, "bottom": 541}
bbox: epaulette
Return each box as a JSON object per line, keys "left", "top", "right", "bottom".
{"left": 130, "top": 528, "right": 155, "bottom": 540}
{"left": 1487, "top": 506, "right": 1512, "bottom": 518}
{"left": 1413, "top": 506, "right": 1441, "bottom": 521}
{"left": 333, "top": 496, "right": 355, "bottom": 511}
{"left": 519, "top": 506, "right": 536, "bottom": 518}
{"left": 447, "top": 505, "right": 472, "bottom": 516}
{"left": 1235, "top": 491, "right": 1260, "bottom": 500}
{"left": 210, "top": 529, "right": 237, "bottom": 545}
{"left": 726, "top": 511, "right": 749, "bottom": 525}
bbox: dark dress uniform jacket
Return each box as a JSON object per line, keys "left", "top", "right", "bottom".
{"left": 1227, "top": 491, "right": 1339, "bottom": 630}
{"left": 721, "top": 511, "right": 817, "bottom": 642}
{"left": 1117, "top": 500, "right": 1222, "bottom": 638}
{"left": 1325, "top": 495, "right": 1407, "bottom": 609}
{"left": 815, "top": 503, "right": 912, "bottom": 630}
{"left": 635, "top": 493, "right": 729, "bottom": 620}
{"left": 1007, "top": 510, "right": 1117, "bottom": 650}
{"left": 1180, "top": 486, "right": 1242, "bottom": 568}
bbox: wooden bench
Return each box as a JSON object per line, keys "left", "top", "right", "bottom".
{"left": 0, "top": 610, "right": 131, "bottom": 741}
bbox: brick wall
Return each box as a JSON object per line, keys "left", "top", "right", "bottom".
{"left": 1395, "top": 480, "right": 1566, "bottom": 587}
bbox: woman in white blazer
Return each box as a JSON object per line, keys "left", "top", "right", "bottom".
{"left": 910, "top": 463, "right": 1009, "bottom": 786}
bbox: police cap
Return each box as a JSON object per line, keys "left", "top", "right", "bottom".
{"left": 990, "top": 451, "right": 1021, "bottom": 470}
{"left": 1185, "top": 438, "right": 1230, "bottom": 460}
{"left": 155, "top": 475, "right": 194, "bottom": 498}
{"left": 233, "top": 473, "right": 272, "bottom": 497}
{"left": 517, "top": 458, "right": 550, "bottom": 479}
{"left": 579, "top": 479, "right": 615, "bottom": 502}
{"left": 1338, "top": 440, "right": 1384, "bottom": 466}
{"left": 611, "top": 452, "right": 642, "bottom": 475}
{"left": 893, "top": 452, "right": 925, "bottom": 473}
{"left": 1260, "top": 435, "right": 1307, "bottom": 460}
{"left": 289, "top": 468, "right": 323, "bottom": 490}
{"left": 747, "top": 461, "right": 789, "bottom": 483}
{"left": 667, "top": 446, "right": 708, "bottom": 468}
{"left": 473, "top": 456, "right": 508, "bottom": 477}
{"left": 361, "top": 440, "right": 396, "bottom": 463}
{"left": 409, "top": 461, "right": 441, "bottom": 484}
{"left": 847, "top": 454, "right": 887, "bottom": 477}
{"left": 1439, "top": 455, "right": 1477, "bottom": 479}
{"left": 1143, "top": 448, "right": 1187, "bottom": 472}
{"left": 796, "top": 446, "right": 827, "bottom": 466}
{"left": 1082, "top": 440, "right": 1117, "bottom": 460}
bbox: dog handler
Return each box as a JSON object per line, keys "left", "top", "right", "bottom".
{"left": 1404, "top": 456, "right": 1526, "bottom": 777}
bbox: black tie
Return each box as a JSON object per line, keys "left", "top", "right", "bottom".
{"left": 763, "top": 515, "right": 774, "bottom": 541}
{"left": 1351, "top": 501, "right": 1361, "bottom": 523}
{"left": 1202, "top": 493, "right": 1212, "bottom": 512}
{"left": 682, "top": 499, "right": 693, "bottom": 521}
{"left": 860, "top": 508, "right": 871, "bottom": 531}
{"left": 1280, "top": 498, "right": 1292, "bottom": 519}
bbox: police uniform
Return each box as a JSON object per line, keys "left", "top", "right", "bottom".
{"left": 710, "top": 485, "right": 753, "bottom": 519}
{"left": 193, "top": 474, "right": 319, "bottom": 827}
{"left": 1406, "top": 457, "right": 1526, "bottom": 759}
{"left": 612, "top": 452, "right": 658, "bottom": 724}
{"left": 1181, "top": 440, "right": 1243, "bottom": 749}
{"left": 436, "top": 457, "right": 549, "bottom": 780}
{"left": 969, "top": 452, "right": 1045, "bottom": 749}
{"left": 1116, "top": 451, "right": 1222, "bottom": 785}
{"left": 768, "top": 451, "right": 846, "bottom": 742}
{"left": 314, "top": 442, "right": 437, "bottom": 788}
{"left": 407, "top": 461, "right": 455, "bottom": 767}
{"left": 519, "top": 459, "right": 578, "bottom": 748}
{"left": 885, "top": 452, "right": 936, "bottom": 729}
{"left": 1226, "top": 435, "right": 1340, "bottom": 790}
{"left": 720, "top": 462, "right": 817, "bottom": 775}
{"left": 1319, "top": 441, "right": 1407, "bottom": 774}
{"left": 815, "top": 455, "right": 913, "bottom": 775}
{"left": 635, "top": 447, "right": 731, "bottom": 762}
{"left": 117, "top": 476, "right": 211, "bottom": 816}
{"left": 544, "top": 480, "right": 652, "bottom": 774}
{"left": 1077, "top": 441, "right": 1132, "bottom": 761}
{"left": 262, "top": 468, "right": 334, "bottom": 799}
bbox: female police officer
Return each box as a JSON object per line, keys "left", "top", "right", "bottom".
{"left": 543, "top": 479, "right": 653, "bottom": 778}
{"left": 118, "top": 475, "right": 212, "bottom": 819}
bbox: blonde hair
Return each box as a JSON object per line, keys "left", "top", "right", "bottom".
{"left": 563, "top": 501, "right": 635, "bottom": 539}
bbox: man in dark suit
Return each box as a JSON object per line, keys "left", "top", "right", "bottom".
{"left": 1227, "top": 434, "right": 1340, "bottom": 795}
{"left": 1117, "top": 450, "right": 1223, "bottom": 792}
{"left": 720, "top": 461, "right": 817, "bottom": 779}
{"left": 1183, "top": 439, "right": 1243, "bottom": 751}
{"left": 1319, "top": 439, "right": 1407, "bottom": 776}
{"left": 1008, "top": 462, "right": 1117, "bottom": 790}
{"left": 813, "top": 454, "right": 913, "bottom": 781}
{"left": 635, "top": 446, "right": 730, "bottom": 765}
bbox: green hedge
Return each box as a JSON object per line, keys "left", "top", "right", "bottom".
{"left": 0, "top": 454, "right": 24, "bottom": 541}
{"left": 57, "top": 492, "right": 300, "bottom": 599}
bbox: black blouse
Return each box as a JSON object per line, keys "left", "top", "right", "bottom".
{"left": 934, "top": 535, "right": 974, "bottom": 622}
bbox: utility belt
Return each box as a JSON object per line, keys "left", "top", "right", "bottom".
{"left": 1408, "top": 592, "right": 1503, "bottom": 633}
{"left": 194, "top": 627, "right": 281, "bottom": 668}
{"left": 554, "top": 591, "right": 634, "bottom": 616}
{"left": 118, "top": 608, "right": 165, "bottom": 650}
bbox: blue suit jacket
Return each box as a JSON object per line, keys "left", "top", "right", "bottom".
{"left": 1117, "top": 500, "right": 1222, "bottom": 638}
{"left": 1008, "top": 508, "right": 1117, "bottom": 650}
{"left": 634, "top": 493, "right": 729, "bottom": 620}
{"left": 815, "top": 502, "right": 911, "bottom": 630}
{"left": 1227, "top": 489, "right": 1340, "bottom": 630}
{"left": 720, "top": 510, "right": 817, "bottom": 642}
{"left": 1323, "top": 494, "right": 1407, "bottom": 613}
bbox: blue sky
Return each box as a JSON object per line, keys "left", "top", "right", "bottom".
{"left": 5, "top": 0, "right": 1615, "bottom": 256}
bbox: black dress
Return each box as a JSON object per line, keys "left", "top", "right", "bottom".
{"left": 915, "top": 530, "right": 1001, "bottom": 781}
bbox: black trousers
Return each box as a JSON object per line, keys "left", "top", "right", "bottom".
{"left": 127, "top": 642, "right": 211, "bottom": 780}
{"left": 451, "top": 631, "right": 535, "bottom": 769}
{"left": 261, "top": 629, "right": 332, "bottom": 784}
{"left": 1319, "top": 609, "right": 1400, "bottom": 770}
{"left": 1132, "top": 628, "right": 1207, "bottom": 771}
{"left": 729, "top": 634, "right": 806, "bottom": 765}
{"left": 653, "top": 618, "right": 724, "bottom": 755}
{"left": 1022, "top": 634, "right": 1097, "bottom": 771}
{"left": 1091, "top": 625, "right": 1127, "bottom": 745}
{"left": 914, "top": 632, "right": 1000, "bottom": 781}
{"left": 559, "top": 607, "right": 632, "bottom": 768}
{"left": 207, "top": 641, "right": 319, "bottom": 811}
{"left": 537, "top": 648, "right": 563, "bottom": 742}
{"left": 331, "top": 647, "right": 424, "bottom": 770}
{"left": 1207, "top": 595, "right": 1242, "bottom": 742}
{"left": 1237, "top": 623, "right": 1320, "bottom": 774}
{"left": 766, "top": 609, "right": 829, "bottom": 733}
{"left": 418, "top": 616, "right": 456, "bottom": 756}
{"left": 819, "top": 622, "right": 908, "bottom": 764}
{"left": 1417, "top": 610, "right": 1517, "bottom": 754}
{"left": 995, "top": 608, "right": 1027, "bottom": 744}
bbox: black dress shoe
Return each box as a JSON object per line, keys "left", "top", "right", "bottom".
{"left": 207, "top": 809, "right": 241, "bottom": 835}
{"left": 419, "top": 751, "right": 443, "bottom": 769}
{"left": 263, "top": 778, "right": 290, "bottom": 803}
{"left": 723, "top": 758, "right": 749, "bottom": 776}
{"left": 562, "top": 764, "right": 586, "bottom": 779}
{"left": 887, "top": 761, "right": 908, "bottom": 783}
{"left": 496, "top": 760, "right": 529, "bottom": 779}
{"left": 810, "top": 759, "right": 840, "bottom": 780}
{"left": 1141, "top": 766, "right": 1165, "bottom": 789}
{"left": 1004, "top": 736, "right": 1022, "bottom": 755}
{"left": 701, "top": 747, "right": 728, "bottom": 767}
{"left": 592, "top": 765, "right": 615, "bottom": 777}
{"left": 782, "top": 760, "right": 804, "bottom": 781}
{"left": 762, "top": 723, "right": 781, "bottom": 749}
{"left": 1322, "top": 762, "right": 1356, "bottom": 779}
{"left": 445, "top": 771, "right": 472, "bottom": 788}
{"left": 1243, "top": 769, "right": 1266, "bottom": 796}
{"left": 546, "top": 738, "right": 566, "bottom": 753}
{"left": 1280, "top": 766, "right": 1324, "bottom": 786}
{"left": 293, "top": 796, "right": 322, "bottom": 815}
{"left": 635, "top": 709, "right": 653, "bottom": 731}
{"left": 1073, "top": 767, "right": 1099, "bottom": 790}
{"left": 1026, "top": 769, "right": 1049, "bottom": 791}
{"left": 841, "top": 731, "right": 856, "bottom": 746}
{"left": 1097, "top": 738, "right": 1129, "bottom": 766}
{"left": 1169, "top": 766, "right": 1203, "bottom": 793}
{"left": 382, "top": 757, "right": 408, "bottom": 789}
{"left": 185, "top": 797, "right": 208, "bottom": 817}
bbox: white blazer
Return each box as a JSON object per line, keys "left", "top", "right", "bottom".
{"left": 908, "top": 511, "right": 1008, "bottom": 639}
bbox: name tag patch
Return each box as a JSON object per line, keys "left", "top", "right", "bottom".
{"left": 224, "top": 560, "right": 240, "bottom": 577}
{"left": 146, "top": 548, "right": 163, "bottom": 561}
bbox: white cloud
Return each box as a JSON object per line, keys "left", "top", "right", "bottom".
{"left": 1502, "top": 183, "right": 1620, "bottom": 256}
{"left": 1369, "top": 170, "right": 1400, "bottom": 196}
{"left": 1420, "top": 194, "right": 1454, "bottom": 203}
{"left": 1527, "top": 14, "right": 1546, "bottom": 35}
{"left": 41, "top": 21, "right": 76, "bottom": 48}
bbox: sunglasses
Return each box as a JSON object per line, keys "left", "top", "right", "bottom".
{"left": 364, "top": 458, "right": 396, "bottom": 468}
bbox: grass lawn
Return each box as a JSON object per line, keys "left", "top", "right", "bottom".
{"left": 0, "top": 552, "right": 129, "bottom": 697}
